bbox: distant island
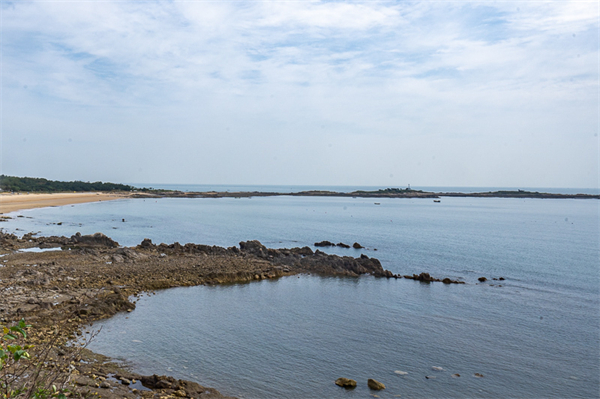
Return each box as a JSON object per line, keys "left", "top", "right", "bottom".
{"left": 131, "top": 187, "right": 599, "bottom": 200}
{"left": 1, "top": 175, "right": 597, "bottom": 199}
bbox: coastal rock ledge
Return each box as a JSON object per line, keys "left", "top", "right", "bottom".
{"left": 0, "top": 231, "right": 403, "bottom": 399}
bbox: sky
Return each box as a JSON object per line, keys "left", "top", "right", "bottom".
{"left": 1, "top": 0, "right": 598, "bottom": 188}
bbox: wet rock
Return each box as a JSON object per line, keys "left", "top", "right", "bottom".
{"left": 425, "top": 376, "right": 436, "bottom": 379}
{"left": 315, "top": 241, "right": 335, "bottom": 247}
{"left": 70, "top": 232, "right": 119, "bottom": 248}
{"left": 367, "top": 379, "right": 385, "bottom": 390}
{"left": 431, "top": 366, "right": 443, "bottom": 371}
{"left": 139, "top": 238, "right": 155, "bottom": 249}
{"left": 336, "top": 242, "right": 350, "bottom": 248}
{"left": 335, "top": 378, "right": 357, "bottom": 388}
{"left": 478, "top": 277, "right": 487, "bottom": 282}
{"left": 99, "top": 381, "right": 111, "bottom": 389}
{"left": 474, "top": 373, "right": 484, "bottom": 378}
{"left": 352, "top": 242, "right": 364, "bottom": 249}
{"left": 404, "top": 272, "right": 438, "bottom": 282}
{"left": 498, "top": 277, "right": 505, "bottom": 281}
{"left": 239, "top": 240, "right": 269, "bottom": 257}
{"left": 451, "top": 374, "right": 460, "bottom": 378}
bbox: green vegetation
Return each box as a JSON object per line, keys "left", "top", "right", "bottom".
{"left": 1, "top": 319, "right": 94, "bottom": 399}
{"left": 1, "top": 319, "right": 69, "bottom": 399}
{"left": 0, "top": 175, "right": 135, "bottom": 193}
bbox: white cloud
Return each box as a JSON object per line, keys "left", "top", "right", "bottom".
{"left": 1, "top": 0, "right": 598, "bottom": 187}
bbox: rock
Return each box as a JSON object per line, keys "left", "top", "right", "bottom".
{"left": 335, "top": 378, "right": 357, "bottom": 388}
{"left": 367, "top": 379, "right": 385, "bottom": 390}
{"left": 336, "top": 242, "right": 350, "bottom": 248}
{"left": 156, "top": 379, "right": 173, "bottom": 389}
{"left": 394, "top": 370, "right": 408, "bottom": 375}
{"left": 99, "top": 381, "right": 111, "bottom": 389}
{"left": 405, "top": 272, "right": 438, "bottom": 282}
{"left": 425, "top": 376, "right": 436, "bottom": 380}
{"left": 451, "top": 373, "right": 460, "bottom": 378}
{"left": 139, "top": 238, "right": 155, "bottom": 249}
{"left": 315, "top": 241, "right": 335, "bottom": 247}
{"left": 70, "top": 232, "right": 119, "bottom": 248}
{"left": 431, "top": 366, "right": 443, "bottom": 371}
{"left": 478, "top": 277, "right": 487, "bottom": 282}
{"left": 120, "top": 378, "right": 131, "bottom": 385}
{"left": 239, "top": 240, "right": 269, "bottom": 257}
{"left": 499, "top": 277, "right": 505, "bottom": 281}
{"left": 474, "top": 373, "right": 484, "bottom": 378}
{"left": 352, "top": 242, "right": 364, "bottom": 249}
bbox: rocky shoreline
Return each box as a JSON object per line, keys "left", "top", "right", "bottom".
{"left": 0, "top": 230, "right": 495, "bottom": 398}
{"left": 0, "top": 231, "right": 404, "bottom": 399}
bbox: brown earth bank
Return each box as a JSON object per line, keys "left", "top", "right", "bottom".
{"left": 1, "top": 231, "right": 404, "bottom": 399}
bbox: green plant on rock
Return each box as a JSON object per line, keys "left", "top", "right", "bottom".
{"left": 0, "top": 320, "right": 70, "bottom": 399}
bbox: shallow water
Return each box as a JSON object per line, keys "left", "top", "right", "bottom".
{"left": 4, "top": 195, "right": 599, "bottom": 398}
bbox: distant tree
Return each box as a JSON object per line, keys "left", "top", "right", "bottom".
{"left": 0, "top": 175, "right": 135, "bottom": 193}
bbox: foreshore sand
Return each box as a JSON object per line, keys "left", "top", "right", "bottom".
{"left": 0, "top": 192, "right": 128, "bottom": 214}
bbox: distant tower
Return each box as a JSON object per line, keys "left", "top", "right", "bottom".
{"left": 408, "top": 184, "right": 411, "bottom": 190}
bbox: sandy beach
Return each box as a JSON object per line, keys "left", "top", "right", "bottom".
{"left": 0, "top": 192, "right": 128, "bottom": 214}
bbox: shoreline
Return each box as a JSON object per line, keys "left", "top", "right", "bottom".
{"left": 0, "top": 231, "right": 405, "bottom": 399}
{"left": 0, "top": 192, "right": 129, "bottom": 214}
{"left": 132, "top": 189, "right": 600, "bottom": 200}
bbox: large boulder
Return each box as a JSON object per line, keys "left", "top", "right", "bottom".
{"left": 315, "top": 241, "right": 335, "bottom": 247}
{"left": 368, "top": 379, "right": 385, "bottom": 390}
{"left": 70, "top": 232, "right": 118, "bottom": 248}
{"left": 239, "top": 240, "right": 268, "bottom": 257}
{"left": 335, "top": 378, "right": 357, "bottom": 388}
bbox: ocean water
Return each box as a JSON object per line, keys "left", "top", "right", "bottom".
{"left": 3, "top": 196, "right": 599, "bottom": 398}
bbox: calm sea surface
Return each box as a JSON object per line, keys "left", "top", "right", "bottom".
{"left": 3, "top": 194, "right": 599, "bottom": 398}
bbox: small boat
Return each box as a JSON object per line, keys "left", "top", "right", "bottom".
{"left": 433, "top": 200, "right": 441, "bottom": 203}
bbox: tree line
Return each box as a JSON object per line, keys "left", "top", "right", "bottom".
{"left": 0, "top": 175, "right": 137, "bottom": 192}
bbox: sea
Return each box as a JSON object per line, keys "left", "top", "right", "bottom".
{"left": 2, "top": 185, "right": 599, "bottom": 398}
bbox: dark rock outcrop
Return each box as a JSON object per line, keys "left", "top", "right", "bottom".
{"left": 70, "top": 232, "right": 119, "bottom": 248}
{"left": 336, "top": 242, "right": 350, "bottom": 248}
{"left": 352, "top": 242, "right": 363, "bottom": 249}
{"left": 368, "top": 379, "right": 385, "bottom": 390}
{"left": 335, "top": 378, "right": 357, "bottom": 388}
{"left": 404, "top": 272, "right": 464, "bottom": 284}
{"left": 314, "top": 241, "right": 335, "bottom": 247}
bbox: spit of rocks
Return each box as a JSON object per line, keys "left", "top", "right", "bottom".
{"left": 0, "top": 231, "right": 399, "bottom": 399}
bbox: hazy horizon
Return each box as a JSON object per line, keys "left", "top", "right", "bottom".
{"left": 2, "top": 1, "right": 598, "bottom": 188}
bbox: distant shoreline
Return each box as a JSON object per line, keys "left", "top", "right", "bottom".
{"left": 130, "top": 189, "right": 600, "bottom": 200}
{"left": 1, "top": 189, "right": 597, "bottom": 215}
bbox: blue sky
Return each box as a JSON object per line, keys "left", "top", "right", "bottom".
{"left": 1, "top": 0, "right": 598, "bottom": 188}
